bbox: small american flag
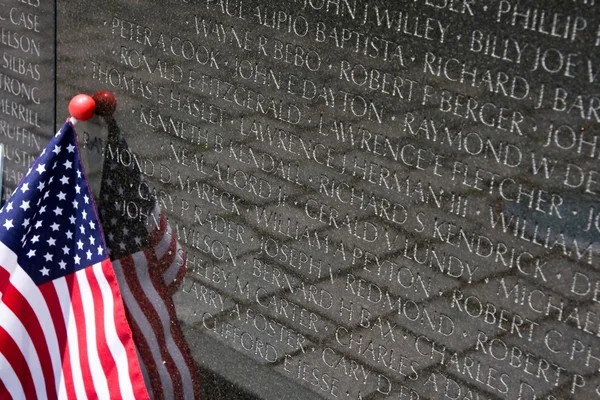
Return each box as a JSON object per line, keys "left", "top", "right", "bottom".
{"left": 0, "top": 121, "right": 149, "bottom": 399}
{"left": 98, "top": 116, "right": 201, "bottom": 400}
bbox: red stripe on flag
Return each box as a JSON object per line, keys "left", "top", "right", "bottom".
{"left": 0, "top": 376, "right": 13, "bottom": 400}
{"left": 0, "top": 276, "right": 58, "bottom": 400}
{"left": 119, "top": 256, "right": 185, "bottom": 398}
{"left": 113, "top": 260, "right": 166, "bottom": 400}
{"left": 127, "top": 312, "right": 165, "bottom": 400}
{"left": 0, "top": 264, "right": 9, "bottom": 294}
{"left": 0, "top": 326, "right": 37, "bottom": 400}
{"left": 86, "top": 266, "right": 122, "bottom": 399}
{"left": 145, "top": 250, "right": 201, "bottom": 399}
{"left": 99, "top": 260, "right": 150, "bottom": 398}
{"left": 147, "top": 211, "right": 183, "bottom": 287}
{"left": 39, "top": 282, "right": 76, "bottom": 400}
{"left": 66, "top": 271, "right": 97, "bottom": 399}
{"left": 150, "top": 233, "right": 177, "bottom": 282}
{"left": 148, "top": 235, "right": 178, "bottom": 286}
{"left": 147, "top": 209, "right": 186, "bottom": 291}
{"left": 145, "top": 210, "right": 200, "bottom": 398}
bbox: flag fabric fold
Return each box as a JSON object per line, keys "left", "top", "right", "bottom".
{"left": 98, "top": 116, "right": 201, "bottom": 400}
{"left": 0, "top": 121, "right": 149, "bottom": 400}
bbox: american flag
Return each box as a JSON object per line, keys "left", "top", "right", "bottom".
{"left": 98, "top": 116, "right": 201, "bottom": 400}
{"left": 0, "top": 121, "right": 149, "bottom": 399}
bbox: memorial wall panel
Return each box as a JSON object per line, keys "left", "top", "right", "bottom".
{"left": 0, "top": 0, "right": 55, "bottom": 202}
{"left": 52, "top": 0, "right": 600, "bottom": 398}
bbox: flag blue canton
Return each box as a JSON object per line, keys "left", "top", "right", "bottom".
{"left": 0, "top": 122, "right": 107, "bottom": 286}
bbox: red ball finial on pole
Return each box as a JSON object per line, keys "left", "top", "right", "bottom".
{"left": 68, "top": 94, "right": 96, "bottom": 121}
{"left": 92, "top": 90, "right": 117, "bottom": 117}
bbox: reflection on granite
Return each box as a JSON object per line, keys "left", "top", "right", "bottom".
{"left": 52, "top": 0, "right": 600, "bottom": 398}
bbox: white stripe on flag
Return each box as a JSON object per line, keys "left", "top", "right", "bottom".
{"left": 7, "top": 262, "right": 64, "bottom": 396}
{"left": 77, "top": 268, "right": 110, "bottom": 399}
{"left": 0, "top": 301, "right": 47, "bottom": 399}
{"left": 0, "top": 351, "right": 26, "bottom": 399}
{"left": 162, "top": 241, "right": 183, "bottom": 286}
{"left": 92, "top": 262, "right": 137, "bottom": 400}
{"left": 113, "top": 258, "right": 175, "bottom": 397}
{"left": 58, "top": 378, "right": 68, "bottom": 400}
{"left": 0, "top": 243, "right": 64, "bottom": 398}
{"left": 131, "top": 251, "right": 195, "bottom": 400}
{"left": 0, "top": 241, "right": 18, "bottom": 273}
{"left": 153, "top": 223, "right": 171, "bottom": 259}
{"left": 53, "top": 278, "right": 88, "bottom": 400}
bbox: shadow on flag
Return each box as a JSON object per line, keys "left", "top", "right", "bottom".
{"left": 98, "top": 115, "right": 201, "bottom": 400}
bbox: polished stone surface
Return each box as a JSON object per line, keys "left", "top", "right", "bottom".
{"left": 4, "top": 0, "right": 600, "bottom": 398}
{"left": 0, "top": 0, "right": 55, "bottom": 202}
